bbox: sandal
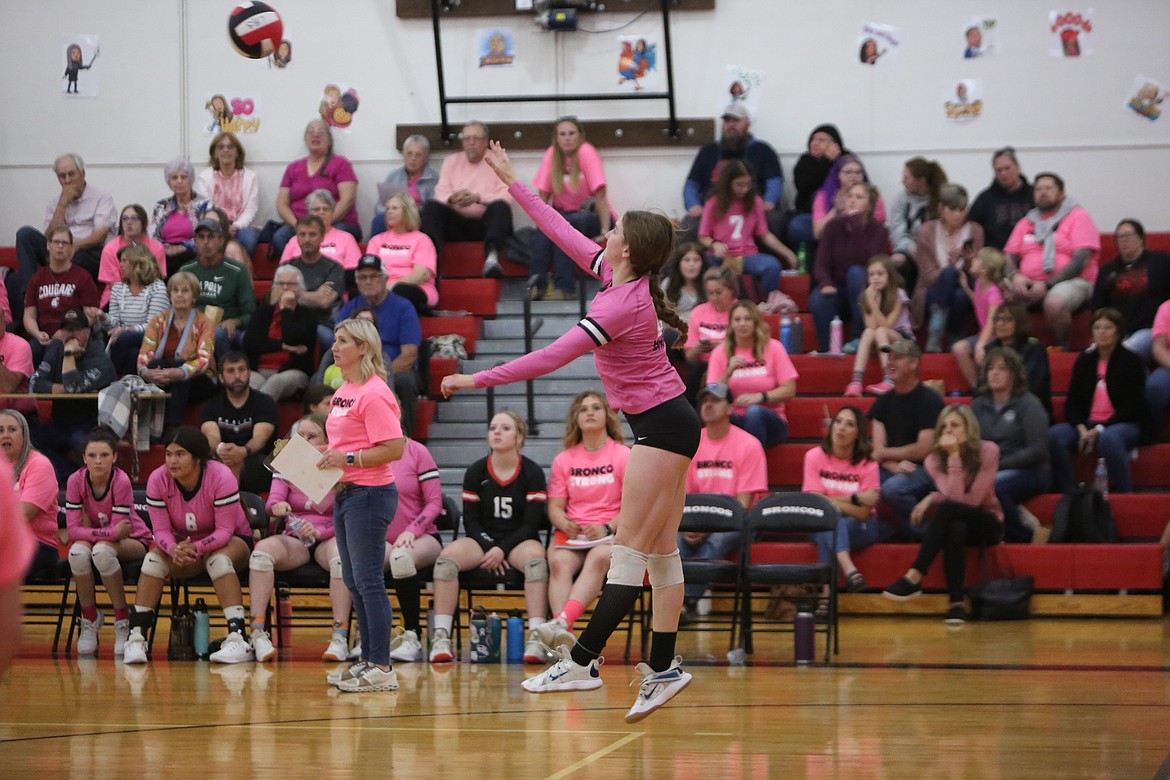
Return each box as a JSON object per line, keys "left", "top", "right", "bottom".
{"left": 844, "top": 570, "right": 867, "bottom": 593}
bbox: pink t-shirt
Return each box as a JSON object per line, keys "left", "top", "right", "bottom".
{"left": 973, "top": 278, "right": 1005, "bottom": 328}
{"left": 684, "top": 302, "right": 734, "bottom": 363}
{"left": 812, "top": 190, "right": 888, "bottom": 225}
{"left": 327, "top": 376, "right": 405, "bottom": 487}
{"left": 388, "top": 438, "right": 442, "bottom": 542}
{"left": 280, "top": 227, "right": 363, "bottom": 270}
{"left": 267, "top": 473, "right": 336, "bottom": 540}
{"left": 366, "top": 229, "right": 439, "bottom": 307}
{"left": 1088, "top": 359, "right": 1115, "bottom": 424}
{"left": 549, "top": 438, "right": 629, "bottom": 542}
{"left": 533, "top": 142, "right": 609, "bottom": 214}
{"left": 65, "top": 467, "right": 152, "bottom": 546}
{"left": 699, "top": 198, "right": 769, "bottom": 256}
{"left": 1151, "top": 299, "right": 1170, "bottom": 340}
{"left": 1003, "top": 206, "right": 1100, "bottom": 283}
{"left": 434, "top": 153, "right": 514, "bottom": 214}
{"left": 17, "top": 451, "right": 59, "bottom": 549}
{"left": 706, "top": 339, "right": 799, "bottom": 420}
{"left": 0, "top": 458, "right": 33, "bottom": 588}
{"left": 280, "top": 155, "right": 360, "bottom": 227}
{"left": 801, "top": 447, "right": 880, "bottom": 499}
{"left": 98, "top": 236, "right": 167, "bottom": 307}
{"left": 145, "top": 460, "right": 249, "bottom": 554}
{"left": 474, "top": 183, "right": 685, "bottom": 415}
{"left": 686, "top": 425, "right": 768, "bottom": 498}
{"left": 0, "top": 334, "right": 36, "bottom": 417}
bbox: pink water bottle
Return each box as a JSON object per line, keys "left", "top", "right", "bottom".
{"left": 829, "top": 316, "right": 844, "bottom": 355}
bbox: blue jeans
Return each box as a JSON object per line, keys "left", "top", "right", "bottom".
{"left": 677, "top": 530, "right": 740, "bottom": 599}
{"left": 1124, "top": 328, "right": 1153, "bottom": 362}
{"left": 711, "top": 252, "right": 783, "bottom": 295}
{"left": 924, "top": 266, "right": 973, "bottom": 332}
{"left": 786, "top": 213, "right": 814, "bottom": 248}
{"left": 1146, "top": 367, "right": 1170, "bottom": 433}
{"left": 730, "top": 405, "right": 788, "bottom": 449}
{"left": 879, "top": 464, "right": 935, "bottom": 537}
{"left": 215, "top": 326, "right": 243, "bottom": 364}
{"left": 995, "top": 467, "right": 1050, "bottom": 543}
{"left": 233, "top": 226, "right": 260, "bottom": 258}
{"left": 1048, "top": 422, "right": 1140, "bottom": 494}
{"left": 317, "top": 323, "right": 335, "bottom": 351}
{"left": 531, "top": 209, "right": 599, "bottom": 294}
{"left": 109, "top": 330, "right": 145, "bottom": 377}
{"left": 814, "top": 513, "right": 896, "bottom": 566}
{"left": 809, "top": 264, "right": 867, "bottom": 351}
{"left": 335, "top": 483, "right": 399, "bottom": 666}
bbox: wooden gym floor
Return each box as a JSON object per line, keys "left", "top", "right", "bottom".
{"left": 3, "top": 616, "right": 1170, "bottom": 778}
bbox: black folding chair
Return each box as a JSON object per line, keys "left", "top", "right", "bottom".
{"left": 672, "top": 493, "right": 747, "bottom": 653}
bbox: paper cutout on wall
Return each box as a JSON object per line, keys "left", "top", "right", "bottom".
{"left": 858, "top": 23, "right": 900, "bottom": 67}
{"left": 1050, "top": 9, "right": 1093, "bottom": 57}
{"left": 944, "top": 80, "right": 983, "bottom": 123}
{"left": 318, "top": 83, "right": 361, "bottom": 131}
{"left": 62, "top": 35, "right": 100, "bottom": 97}
{"left": 962, "top": 17, "right": 997, "bottom": 58}
{"left": 617, "top": 35, "right": 658, "bottom": 91}
{"left": 721, "top": 65, "right": 765, "bottom": 119}
{"left": 270, "top": 38, "right": 292, "bottom": 69}
{"left": 204, "top": 94, "right": 262, "bottom": 134}
{"left": 478, "top": 29, "right": 515, "bottom": 67}
{"left": 1126, "top": 75, "right": 1167, "bottom": 122}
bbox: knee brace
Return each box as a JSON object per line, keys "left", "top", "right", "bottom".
{"left": 647, "top": 549, "right": 685, "bottom": 590}
{"left": 523, "top": 558, "right": 549, "bottom": 583}
{"left": 432, "top": 557, "right": 460, "bottom": 582}
{"left": 91, "top": 544, "right": 122, "bottom": 578}
{"left": 329, "top": 556, "right": 344, "bottom": 579}
{"left": 205, "top": 553, "right": 236, "bottom": 581}
{"left": 141, "top": 550, "right": 170, "bottom": 579}
{"left": 68, "top": 542, "right": 93, "bottom": 576}
{"left": 606, "top": 545, "right": 648, "bottom": 587}
{"left": 249, "top": 550, "right": 275, "bottom": 573}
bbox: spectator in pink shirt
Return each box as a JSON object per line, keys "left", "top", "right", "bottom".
{"left": 1, "top": 410, "right": 60, "bottom": 581}
{"left": 1004, "top": 172, "right": 1101, "bottom": 349}
{"left": 420, "top": 121, "right": 514, "bottom": 278}
{"left": 366, "top": 192, "right": 438, "bottom": 314}
{"left": 280, "top": 189, "right": 363, "bottom": 272}
{"left": 683, "top": 266, "right": 738, "bottom": 403}
{"left": 271, "top": 119, "right": 361, "bottom": 259}
{"left": 98, "top": 204, "right": 166, "bottom": 307}
{"left": 0, "top": 454, "right": 32, "bottom": 673}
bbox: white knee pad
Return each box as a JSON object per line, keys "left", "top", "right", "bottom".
{"left": 91, "top": 544, "right": 122, "bottom": 578}
{"left": 647, "top": 549, "right": 684, "bottom": 590}
{"left": 523, "top": 558, "right": 549, "bottom": 582}
{"left": 606, "top": 545, "right": 648, "bottom": 587}
{"left": 141, "top": 550, "right": 170, "bottom": 579}
{"left": 432, "top": 557, "right": 460, "bottom": 581}
{"left": 249, "top": 550, "right": 275, "bottom": 573}
{"left": 68, "top": 542, "right": 93, "bottom": 576}
{"left": 329, "top": 556, "right": 344, "bottom": 579}
{"left": 205, "top": 553, "right": 236, "bottom": 581}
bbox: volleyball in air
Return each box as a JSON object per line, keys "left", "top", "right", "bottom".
{"left": 228, "top": 2, "right": 283, "bottom": 59}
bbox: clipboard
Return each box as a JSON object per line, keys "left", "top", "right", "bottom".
{"left": 269, "top": 433, "right": 343, "bottom": 505}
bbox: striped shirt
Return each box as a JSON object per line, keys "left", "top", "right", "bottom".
{"left": 107, "top": 280, "right": 170, "bottom": 331}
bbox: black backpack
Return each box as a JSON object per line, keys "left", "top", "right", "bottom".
{"left": 1050, "top": 486, "right": 1120, "bottom": 543}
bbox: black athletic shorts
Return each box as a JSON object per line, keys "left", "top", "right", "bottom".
{"left": 623, "top": 394, "right": 701, "bottom": 459}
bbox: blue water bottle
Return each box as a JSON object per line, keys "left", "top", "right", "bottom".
{"left": 779, "top": 315, "right": 791, "bottom": 353}
{"left": 506, "top": 610, "right": 524, "bottom": 664}
{"left": 193, "top": 598, "right": 210, "bottom": 659}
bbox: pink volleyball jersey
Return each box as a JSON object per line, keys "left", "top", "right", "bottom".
{"left": 549, "top": 438, "right": 629, "bottom": 535}
{"left": 367, "top": 229, "right": 440, "bottom": 307}
{"left": 387, "top": 438, "right": 442, "bottom": 542}
{"left": 699, "top": 198, "right": 769, "bottom": 257}
{"left": 474, "top": 182, "right": 685, "bottom": 414}
{"left": 685, "top": 426, "right": 767, "bottom": 497}
{"left": 327, "top": 376, "right": 404, "bottom": 486}
{"left": 706, "top": 338, "right": 799, "bottom": 419}
{"left": 801, "top": 447, "right": 880, "bottom": 498}
{"left": 18, "top": 451, "right": 59, "bottom": 549}
{"left": 0, "top": 458, "right": 33, "bottom": 588}
{"left": 145, "top": 460, "right": 249, "bottom": 555}
{"left": 684, "top": 302, "right": 734, "bottom": 362}
{"left": 266, "top": 474, "right": 335, "bottom": 540}
{"left": 280, "top": 227, "right": 363, "bottom": 270}
{"left": 65, "top": 467, "right": 152, "bottom": 546}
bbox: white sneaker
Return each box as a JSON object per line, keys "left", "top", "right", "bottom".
{"left": 77, "top": 610, "right": 103, "bottom": 656}
{"left": 336, "top": 664, "right": 399, "bottom": 693}
{"left": 209, "top": 630, "right": 254, "bottom": 664}
{"left": 624, "top": 656, "right": 692, "bottom": 723}
{"left": 122, "top": 627, "right": 148, "bottom": 665}
{"left": 251, "top": 629, "right": 276, "bottom": 663}
{"left": 390, "top": 629, "right": 423, "bottom": 663}
{"left": 113, "top": 619, "right": 130, "bottom": 656}
{"left": 347, "top": 642, "right": 362, "bottom": 660}
{"left": 523, "top": 631, "right": 549, "bottom": 665}
{"left": 327, "top": 660, "right": 367, "bottom": 686}
{"left": 534, "top": 618, "right": 575, "bottom": 651}
{"left": 323, "top": 634, "right": 349, "bottom": 662}
{"left": 521, "top": 644, "right": 603, "bottom": 693}
{"left": 429, "top": 628, "right": 454, "bottom": 664}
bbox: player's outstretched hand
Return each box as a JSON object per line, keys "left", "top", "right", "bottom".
{"left": 484, "top": 141, "right": 518, "bottom": 186}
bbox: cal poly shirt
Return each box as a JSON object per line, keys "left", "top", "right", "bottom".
{"left": 201, "top": 390, "right": 279, "bottom": 453}
{"left": 145, "top": 460, "right": 249, "bottom": 554}
{"left": 461, "top": 455, "right": 547, "bottom": 555}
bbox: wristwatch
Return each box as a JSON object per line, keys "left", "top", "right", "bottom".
{"left": 850, "top": 493, "right": 861, "bottom": 506}
{"left": 345, "top": 452, "right": 356, "bottom": 466}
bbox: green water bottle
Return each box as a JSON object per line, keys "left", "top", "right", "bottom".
{"left": 797, "top": 243, "right": 808, "bottom": 274}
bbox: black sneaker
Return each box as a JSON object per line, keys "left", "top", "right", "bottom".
{"left": 881, "top": 577, "right": 923, "bottom": 601}
{"left": 944, "top": 604, "right": 969, "bottom": 626}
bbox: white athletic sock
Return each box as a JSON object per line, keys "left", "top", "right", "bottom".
{"left": 434, "top": 614, "right": 454, "bottom": 635}
{"left": 528, "top": 617, "right": 546, "bottom": 631}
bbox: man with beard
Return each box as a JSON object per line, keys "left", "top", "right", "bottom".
{"left": 1003, "top": 173, "right": 1100, "bottom": 349}
{"left": 968, "top": 146, "right": 1034, "bottom": 250}
{"left": 681, "top": 103, "right": 784, "bottom": 242}
{"left": 200, "top": 351, "right": 278, "bottom": 493}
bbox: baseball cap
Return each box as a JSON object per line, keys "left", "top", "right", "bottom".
{"left": 60, "top": 308, "right": 89, "bottom": 330}
{"left": 881, "top": 338, "right": 922, "bottom": 358}
{"left": 721, "top": 103, "right": 750, "bottom": 121}
{"left": 194, "top": 217, "right": 224, "bottom": 235}
{"left": 697, "top": 382, "right": 733, "bottom": 404}
{"left": 355, "top": 254, "right": 385, "bottom": 273}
